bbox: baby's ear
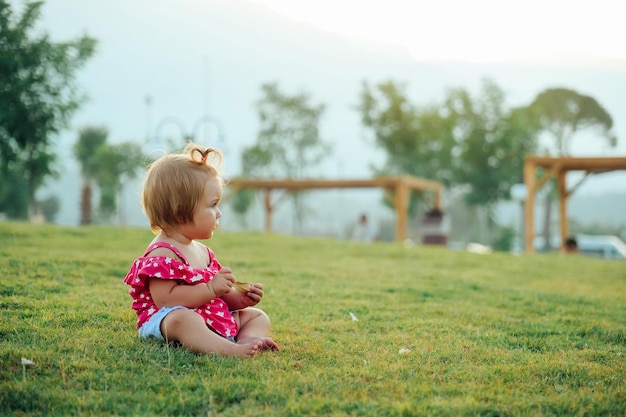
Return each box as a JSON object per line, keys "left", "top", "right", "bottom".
{"left": 174, "top": 205, "right": 185, "bottom": 224}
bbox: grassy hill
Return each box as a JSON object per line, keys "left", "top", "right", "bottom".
{"left": 1, "top": 223, "right": 624, "bottom": 416}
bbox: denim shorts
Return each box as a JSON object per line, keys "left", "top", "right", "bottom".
{"left": 138, "top": 306, "right": 186, "bottom": 341}
{"left": 138, "top": 306, "right": 236, "bottom": 342}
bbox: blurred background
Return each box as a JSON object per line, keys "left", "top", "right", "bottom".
{"left": 2, "top": 0, "right": 625, "bottom": 251}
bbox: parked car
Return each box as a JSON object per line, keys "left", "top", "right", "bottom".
{"left": 576, "top": 235, "right": 626, "bottom": 260}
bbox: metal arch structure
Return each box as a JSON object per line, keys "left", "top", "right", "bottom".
{"left": 192, "top": 115, "right": 225, "bottom": 146}
{"left": 226, "top": 176, "right": 444, "bottom": 242}
{"left": 523, "top": 155, "right": 626, "bottom": 253}
{"left": 154, "top": 116, "right": 189, "bottom": 143}
{"left": 153, "top": 115, "right": 225, "bottom": 146}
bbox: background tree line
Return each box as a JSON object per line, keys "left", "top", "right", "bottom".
{"left": 0, "top": 0, "right": 618, "bottom": 249}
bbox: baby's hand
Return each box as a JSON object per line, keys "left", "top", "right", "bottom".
{"left": 219, "top": 282, "right": 265, "bottom": 310}
{"left": 240, "top": 283, "right": 264, "bottom": 307}
{"left": 246, "top": 283, "right": 264, "bottom": 302}
{"left": 208, "top": 267, "right": 235, "bottom": 297}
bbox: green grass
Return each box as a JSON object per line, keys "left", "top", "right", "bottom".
{"left": 1, "top": 222, "right": 625, "bottom": 416}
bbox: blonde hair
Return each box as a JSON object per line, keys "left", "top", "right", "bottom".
{"left": 141, "top": 143, "right": 224, "bottom": 234}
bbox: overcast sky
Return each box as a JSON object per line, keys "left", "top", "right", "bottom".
{"left": 249, "top": 0, "right": 626, "bottom": 65}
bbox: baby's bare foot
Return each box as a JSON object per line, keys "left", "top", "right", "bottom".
{"left": 225, "top": 340, "right": 262, "bottom": 358}
{"left": 238, "top": 336, "right": 280, "bottom": 351}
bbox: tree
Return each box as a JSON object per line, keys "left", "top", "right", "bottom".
{"left": 229, "top": 146, "right": 272, "bottom": 226}
{"left": 251, "top": 82, "right": 330, "bottom": 178}
{"left": 529, "top": 88, "right": 616, "bottom": 155}
{"left": 357, "top": 78, "right": 541, "bottom": 244}
{"left": 72, "top": 125, "right": 145, "bottom": 225}
{"left": 357, "top": 80, "right": 456, "bottom": 217}
{"left": 358, "top": 80, "right": 455, "bottom": 183}
{"left": 237, "top": 82, "right": 331, "bottom": 232}
{"left": 73, "top": 125, "right": 108, "bottom": 225}
{"left": 447, "top": 80, "right": 539, "bottom": 208}
{"left": 0, "top": 0, "right": 96, "bottom": 219}
{"left": 528, "top": 88, "right": 617, "bottom": 249}
{"left": 93, "top": 141, "right": 145, "bottom": 224}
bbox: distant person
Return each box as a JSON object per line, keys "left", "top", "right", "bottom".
{"left": 123, "top": 143, "right": 279, "bottom": 358}
{"left": 565, "top": 237, "right": 579, "bottom": 254}
{"left": 351, "top": 213, "right": 373, "bottom": 242}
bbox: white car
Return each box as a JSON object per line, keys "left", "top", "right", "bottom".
{"left": 576, "top": 235, "right": 626, "bottom": 260}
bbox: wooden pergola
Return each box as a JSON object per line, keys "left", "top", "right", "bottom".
{"left": 227, "top": 176, "right": 444, "bottom": 242}
{"left": 523, "top": 155, "right": 626, "bottom": 253}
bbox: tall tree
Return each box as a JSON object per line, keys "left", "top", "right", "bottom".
{"left": 444, "top": 80, "right": 540, "bottom": 244}
{"left": 529, "top": 88, "right": 616, "bottom": 155}
{"left": 357, "top": 80, "right": 456, "bottom": 216}
{"left": 448, "top": 80, "right": 539, "bottom": 208}
{"left": 357, "top": 78, "right": 540, "bottom": 244}
{"left": 73, "top": 125, "right": 108, "bottom": 225}
{"left": 93, "top": 141, "right": 145, "bottom": 224}
{"left": 528, "top": 88, "right": 617, "bottom": 249}
{"left": 358, "top": 80, "right": 455, "bottom": 183}
{"left": 0, "top": 0, "right": 96, "bottom": 218}
{"left": 251, "top": 82, "right": 330, "bottom": 178}
{"left": 237, "top": 82, "right": 330, "bottom": 232}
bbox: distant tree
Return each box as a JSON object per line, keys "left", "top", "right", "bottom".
{"left": 443, "top": 81, "right": 540, "bottom": 243}
{"left": 0, "top": 0, "right": 97, "bottom": 219}
{"left": 357, "top": 78, "right": 541, "bottom": 244}
{"left": 357, "top": 80, "right": 456, "bottom": 217}
{"left": 39, "top": 195, "right": 60, "bottom": 223}
{"left": 228, "top": 144, "right": 271, "bottom": 225}
{"left": 358, "top": 80, "right": 455, "bottom": 183}
{"left": 528, "top": 88, "right": 617, "bottom": 249}
{"left": 251, "top": 82, "right": 330, "bottom": 178}
{"left": 94, "top": 141, "right": 145, "bottom": 224}
{"left": 447, "top": 80, "right": 539, "bottom": 208}
{"left": 529, "top": 88, "right": 616, "bottom": 155}
{"left": 73, "top": 126, "right": 108, "bottom": 225}
{"left": 237, "top": 82, "right": 330, "bottom": 232}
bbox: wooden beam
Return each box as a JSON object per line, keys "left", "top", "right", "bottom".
{"left": 526, "top": 156, "right": 626, "bottom": 171}
{"left": 226, "top": 176, "right": 445, "bottom": 242}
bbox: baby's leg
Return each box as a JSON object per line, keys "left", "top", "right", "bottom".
{"left": 161, "top": 309, "right": 261, "bottom": 358}
{"left": 236, "top": 308, "right": 280, "bottom": 351}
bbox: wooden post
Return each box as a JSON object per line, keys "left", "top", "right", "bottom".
{"left": 523, "top": 158, "right": 536, "bottom": 253}
{"left": 394, "top": 178, "right": 409, "bottom": 242}
{"left": 263, "top": 189, "right": 272, "bottom": 233}
{"left": 557, "top": 169, "right": 568, "bottom": 253}
{"left": 433, "top": 187, "right": 442, "bottom": 211}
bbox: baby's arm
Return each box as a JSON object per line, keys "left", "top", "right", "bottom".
{"left": 149, "top": 278, "right": 219, "bottom": 308}
{"left": 150, "top": 267, "right": 234, "bottom": 309}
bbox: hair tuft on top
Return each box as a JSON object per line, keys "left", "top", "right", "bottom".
{"left": 185, "top": 143, "right": 223, "bottom": 171}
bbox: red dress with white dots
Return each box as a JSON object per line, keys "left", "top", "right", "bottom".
{"left": 123, "top": 242, "right": 238, "bottom": 339}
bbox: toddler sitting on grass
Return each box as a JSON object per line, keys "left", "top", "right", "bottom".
{"left": 123, "top": 143, "right": 279, "bottom": 358}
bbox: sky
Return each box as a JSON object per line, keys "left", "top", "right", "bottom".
{"left": 11, "top": 0, "right": 626, "bottom": 229}
{"left": 249, "top": 0, "right": 626, "bottom": 65}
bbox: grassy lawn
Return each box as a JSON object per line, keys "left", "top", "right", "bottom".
{"left": 1, "top": 222, "right": 624, "bottom": 416}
